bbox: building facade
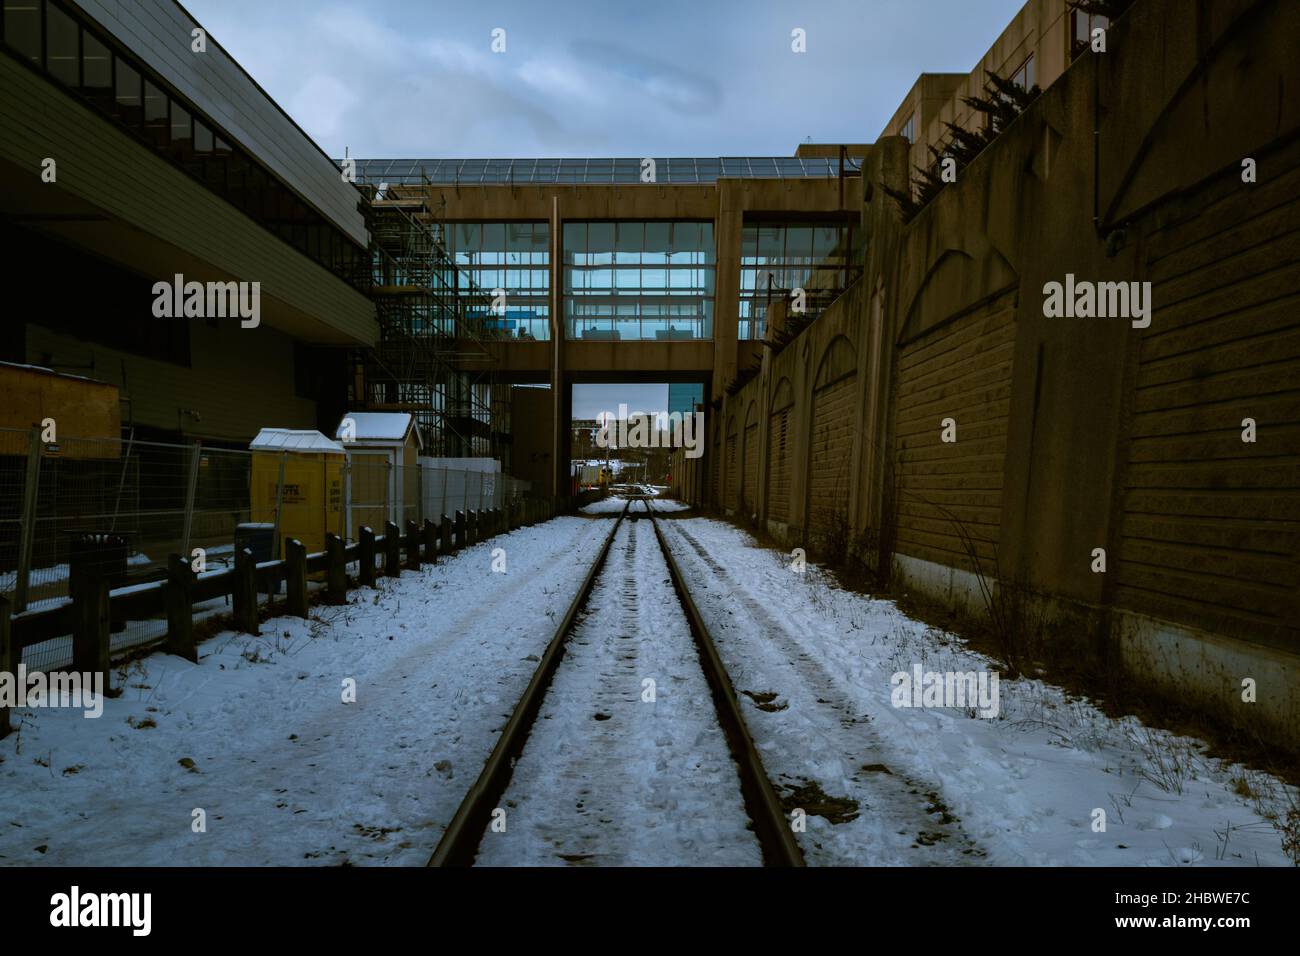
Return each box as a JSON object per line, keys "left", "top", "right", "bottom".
{"left": 0, "top": 0, "right": 376, "bottom": 445}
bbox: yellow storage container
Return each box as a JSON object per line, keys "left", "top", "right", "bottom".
{"left": 249, "top": 429, "right": 346, "bottom": 556}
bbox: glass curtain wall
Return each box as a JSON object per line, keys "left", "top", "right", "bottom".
{"left": 738, "top": 220, "right": 863, "bottom": 340}
{"left": 564, "top": 221, "right": 715, "bottom": 341}
{"left": 446, "top": 222, "right": 551, "bottom": 340}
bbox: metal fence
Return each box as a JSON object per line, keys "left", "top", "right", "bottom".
{"left": 0, "top": 427, "right": 533, "bottom": 672}
{"left": 343, "top": 458, "right": 531, "bottom": 542}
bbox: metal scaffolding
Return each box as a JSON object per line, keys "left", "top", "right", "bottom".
{"left": 352, "top": 179, "right": 505, "bottom": 460}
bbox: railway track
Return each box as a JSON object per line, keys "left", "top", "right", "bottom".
{"left": 429, "top": 497, "right": 804, "bottom": 867}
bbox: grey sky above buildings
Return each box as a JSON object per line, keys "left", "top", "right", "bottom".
{"left": 182, "top": 0, "right": 1026, "bottom": 159}
{"left": 571, "top": 383, "right": 669, "bottom": 420}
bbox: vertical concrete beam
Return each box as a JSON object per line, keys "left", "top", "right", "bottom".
{"left": 550, "top": 192, "right": 564, "bottom": 500}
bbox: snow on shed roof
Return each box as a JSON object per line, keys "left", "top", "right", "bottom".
{"left": 250, "top": 428, "right": 345, "bottom": 453}
{"left": 336, "top": 412, "right": 415, "bottom": 442}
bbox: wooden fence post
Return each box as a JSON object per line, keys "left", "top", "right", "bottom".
{"left": 384, "top": 521, "right": 401, "bottom": 577}
{"left": 467, "top": 510, "right": 477, "bottom": 546}
{"left": 165, "top": 553, "right": 197, "bottom": 662}
{"left": 232, "top": 546, "right": 259, "bottom": 634}
{"left": 454, "top": 511, "right": 465, "bottom": 550}
{"left": 439, "top": 515, "right": 453, "bottom": 557}
{"left": 72, "top": 577, "right": 111, "bottom": 693}
{"left": 0, "top": 596, "right": 11, "bottom": 738}
{"left": 286, "top": 539, "right": 308, "bottom": 618}
{"left": 405, "top": 519, "right": 421, "bottom": 571}
{"left": 423, "top": 519, "right": 438, "bottom": 563}
{"left": 326, "top": 533, "right": 348, "bottom": 604}
{"left": 359, "top": 526, "right": 377, "bottom": 587}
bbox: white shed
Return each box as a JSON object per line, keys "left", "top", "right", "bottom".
{"left": 335, "top": 412, "right": 421, "bottom": 534}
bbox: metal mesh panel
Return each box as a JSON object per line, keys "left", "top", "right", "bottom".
{"left": 1, "top": 426, "right": 534, "bottom": 673}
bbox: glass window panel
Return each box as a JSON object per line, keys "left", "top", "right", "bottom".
{"left": 4, "top": 0, "right": 41, "bottom": 63}
{"left": 455, "top": 222, "right": 480, "bottom": 253}
{"left": 143, "top": 78, "right": 168, "bottom": 148}
{"left": 482, "top": 222, "right": 505, "bottom": 252}
{"left": 563, "top": 222, "right": 584, "bottom": 262}
{"left": 80, "top": 29, "right": 111, "bottom": 105}
{"left": 754, "top": 225, "right": 782, "bottom": 259}
{"left": 643, "top": 222, "right": 670, "bottom": 264}
{"left": 672, "top": 221, "right": 700, "bottom": 253}
{"left": 169, "top": 101, "right": 193, "bottom": 164}
{"left": 506, "top": 222, "right": 532, "bottom": 251}
{"left": 812, "top": 225, "right": 839, "bottom": 259}
{"left": 615, "top": 221, "right": 642, "bottom": 263}
{"left": 44, "top": 1, "right": 79, "bottom": 85}
{"left": 193, "top": 119, "right": 212, "bottom": 153}
{"left": 114, "top": 57, "right": 141, "bottom": 128}
{"left": 587, "top": 223, "right": 614, "bottom": 264}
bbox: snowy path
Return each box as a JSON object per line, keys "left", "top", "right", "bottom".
{"left": 655, "top": 512, "right": 1294, "bottom": 867}
{"left": 476, "top": 506, "right": 760, "bottom": 866}
{"left": 660, "top": 518, "right": 983, "bottom": 866}
{"left": 0, "top": 517, "right": 610, "bottom": 866}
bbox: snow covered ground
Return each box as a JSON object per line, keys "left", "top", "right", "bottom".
{"left": 657, "top": 513, "right": 1295, "bottom": 867}
{"left": 477, "top": 506, "right": 759, "bottom": 866}
{"left": 579, "top": 496, "right": 628, "bottom": 515}
{"left": 646, "top": 499, "right": 690, "bottom": 513}
{"left": 0, "top": 517, "right": 610, "bottom": 866}
{"left": 2, "top": 500, "right": 1292, "bottom": 868}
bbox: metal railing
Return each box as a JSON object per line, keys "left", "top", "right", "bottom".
{"left": 0, "top": 427, "right": 534, "bottom": 673}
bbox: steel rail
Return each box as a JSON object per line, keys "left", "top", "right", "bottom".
{"left": 427, "top": 500, "right": 630, "bottom": 866}
{"left": 644, "top": 500, "right": 806, "bottom": 867}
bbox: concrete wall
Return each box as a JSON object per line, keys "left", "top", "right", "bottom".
{"left": 25, "top": 319, "right": 316, "bottom": 444}
{"left": 509, "top": 385, "right": 554, "bottom": 494}
{"left": 693, "top": 0, "right": 1300, "bottom": 749}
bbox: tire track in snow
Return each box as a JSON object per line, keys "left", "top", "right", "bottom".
{"left": 661, "top": 521, "right": 986, "bottom": 866}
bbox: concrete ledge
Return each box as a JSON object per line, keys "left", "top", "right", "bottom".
{"left": 892, "top": 551, "right": 993, "bottom": 615}
{"left": 1116, "top": 609, "right": 1300, "bottom": 752}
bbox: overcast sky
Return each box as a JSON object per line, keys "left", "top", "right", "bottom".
{"left": 182, "top": 0, "right": 1026, "bottom": 159}
{"left": 572, "top": 383, "right": 668, "bottom": 420}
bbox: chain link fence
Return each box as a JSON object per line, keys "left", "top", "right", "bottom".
{"left": 0, "top": 427, "right": 533, "bottom": 673}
